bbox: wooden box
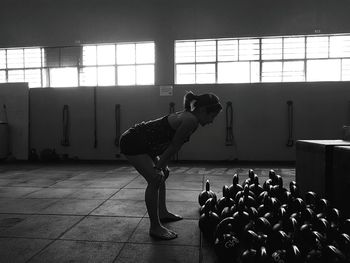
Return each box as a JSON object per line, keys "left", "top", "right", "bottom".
{"left": 332, "top": 146, "right": 350, "bottom": 217}
{"left": 296, "top": 140, "right": 350, "bottom": 200}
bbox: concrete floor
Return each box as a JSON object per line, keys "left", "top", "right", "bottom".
{"left": 0, "top": 163, "right": 295, "bottom": 263}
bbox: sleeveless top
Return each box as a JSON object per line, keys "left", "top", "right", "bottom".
{"left": 130, "top": 114, "right": 192, "bottom": 157}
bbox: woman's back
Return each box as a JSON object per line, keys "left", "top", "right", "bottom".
{"left": 167, "top": 110, "right": 198, "bottom": 131}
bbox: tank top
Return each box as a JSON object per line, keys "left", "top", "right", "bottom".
{"left": 130, "top": 115, "right": 177, "bottom": 156}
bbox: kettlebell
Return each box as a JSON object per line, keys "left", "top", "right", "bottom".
{"left": 200, "top": 197, "right": 218, "bottom": 215}
{"left": 217, "top": 185, "right": 235, "bottom": 215}
{"left": 214, "top": 232, "right": 241, "bottom": 263}
{"left": 228, "top": 173, "right": 243, "bottom": 199}
{"left": 198, "top": 180, "right": 217, "bottom": 206}
{"left": 199, "top": 210, "right": 220, "bottom": 242}
{"left": 240, "top": 249, "right": 257, "bottom": 263}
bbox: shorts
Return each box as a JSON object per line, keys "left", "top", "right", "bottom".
{"left": 119, "top": 130, "right": 150, "bottom": 156}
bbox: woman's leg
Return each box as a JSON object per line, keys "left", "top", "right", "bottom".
{"left": 124, "top": 154, "right": 177, "bottom": 239}
{"left": 151, "top": 156, "right": 182, "bottom": 221}
{"left": 158, "top": 180, "right": 183, "bottom": 221}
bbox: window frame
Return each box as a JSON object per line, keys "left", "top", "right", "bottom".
{"left": 175, "top": 33, "right": 350, "bottom": 84}
{"left": 0, "top": 41, "right": 155, "bottom": 88}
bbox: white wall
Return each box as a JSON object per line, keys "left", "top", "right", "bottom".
{"left": 29, "top": 83, "right": 350, "bottom": 161}
{"left": 0, "top": 83, "right": 29, "bottom": 160}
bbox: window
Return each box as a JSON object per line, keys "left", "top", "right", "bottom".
{"left": 262, "top": 38, "right": 282, "bottom": 60}
{"left": 175, "top": 33, "right": 350, "bottom": 84}
{"left": 175, "top": 38, "right": 261, "bottom": 84}
{"left": 330, "top": 35, "right": 350, "bottom": 58}
{"left": 284, "top": 37, "right": 305, "bottom": 59}
{"left": 307, "top": 36, "right": 328, "bottom": 59}
{"left": 82, "top": 42, "right": 155, "bottom": 86}
{"left": 0, "top": 70, "right": 5, "bottom": 82}
{"left": 307, "top": 59, "right": 341, "bottom": 81}
{"left": 50, "top": 67, "right": 78, "bottom": 87}
{"left": 239, "top": 39, "right": 260, "bottom": 61}
{"left": 7, "top": 49, "right": 24, "bottom": 68}
{"left": 283, "top": 61, "right": 305, "bottom": 82}
{"left": 0, "top": 41, "right": 155, "bottom": 88}
{"left": 0, "top": 47, "right": 43, "bottom": 87}
{"left": 0, "top": 50, "right": 6, "bottom": 69}
{"left": 342, "top": 59, "right": 350, "bottom": 80}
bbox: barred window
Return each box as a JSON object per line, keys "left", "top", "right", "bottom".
{"left": 330, "top": 35, "right": 350, "bottom": 58}
{"left": 238, "top": 39, "right": 260, "bottom": 61}
{"left": 307, "top": 36, "right": 329, "bottom": 59}
{"left": 307, "top": 59, "right": 341, "bottom": 81}
{"left": 342, "top": 59, "right": 350, "bottom": 80}
{"left": 284, "top": 37, "right": 305, "bottom": 59}
{"left": 50, "top": 67, "right": 78, "bottom": 87}
{"left": 262, "top": 38, "right": 282, "bottom": 60}
{"left": 0, "top": 70, "right": 5, "bottom": 82}
{"left": 0, "top": 50, "right": 6, "bottom": 69}
{"left": 175, "top": 33, "right": 350, "bottom": 84}
{"left": 0, "top": 41, "right": 155, "bottom": 88}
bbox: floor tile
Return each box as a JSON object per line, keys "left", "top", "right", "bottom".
{"left": 111, "top": 188, "right": 145, "bottom": 200}
{"left": 144, "top": 201, "right": 200, "bottom": 220}
{"left": 67, "top": 188, "right": 119, "bottom": 199}
{"left": 115, "top": 243, "right": 199, "bottom": 263}
{"left": 68, "top": 171, "right": 111, "bottom": 180}
{"left": 0, "top": 187, "right": 42, "bottom": 198}
{"left": 0, "top": 214, "right": 83, "bottom": 239}
{"left": 0, "top": 198, "right": 58, "bottom": 214}
{"left": 0, "top": 237, "right": 52, "bottom": 263}
{"left": 29, "top": 240, "right": 123, "bottom": 263}
{"left": 91, "top": 200, "right": 147, "bottom": 217}
{"left": 166, "top": 180, "right": 203, "bottom": 190}
{"left": 0, "top": 163, "right": 296, "bottom": 263}
{"left": 123, "top": 177, "right": 147, "bottom": 189}
{"left": 61, "top": 216, "right": 141, "bottom": 242}
{"left": 25, "top": 188, "right": 79, "bottom": 199}
{"left": 83, "top": 179, "right": 132, "bottom": 189}
{"left": 0, "top": 214, "right": 30, "bottom": 230}
{"left": 129, "top": 218, "right": 200, "bottom": 246}
{"left": 101, "top": 174, "right": 138, "bottom": 180}
{"left": 164, "top": 190, "right": 199, "bottom": 202}
{"left": 49, "top": 180, "right": 93, "bottom": 188}
{"left": 167, "top": 173, "right": 203, "bottom": 183}
{"left": 10, "top": 179, "right": 58, "bottom": 187}
{"left": 38, "top": 199, "right": 105, "bottom": 215}
{"left": 0, "top": 179, "right": 27, "bottom": 187}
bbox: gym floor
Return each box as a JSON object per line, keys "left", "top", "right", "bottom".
{"left": 0, "top": 162, "right": 295, "bottom": 263}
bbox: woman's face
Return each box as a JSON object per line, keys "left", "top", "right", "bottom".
{"left": 198, "top": 109, "right": 218, "bottom": 126}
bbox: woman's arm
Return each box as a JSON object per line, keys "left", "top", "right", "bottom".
{"left": 155, "top": 117, "right": 198, "bottom": 169}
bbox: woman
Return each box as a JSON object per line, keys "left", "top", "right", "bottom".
{"left": 120, "top": 91, "right": 222, "bottom": 240}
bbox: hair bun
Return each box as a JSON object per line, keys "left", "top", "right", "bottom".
{"left": 183, "top": 91, "right": 197, "bottom": 111}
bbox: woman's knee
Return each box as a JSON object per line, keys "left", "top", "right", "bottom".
{"left": 147, "top": 173, "right": 163, "bottom": 188}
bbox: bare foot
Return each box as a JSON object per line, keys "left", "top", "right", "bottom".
{"left": 159, "top": 212, "right": 183, "bottom": 222}
{"left": 149, "top": 226, "right": 178, "bottom": 240}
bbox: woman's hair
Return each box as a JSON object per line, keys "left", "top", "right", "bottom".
{"left": 183, "top": 91, "right": 222, "bottom": 114}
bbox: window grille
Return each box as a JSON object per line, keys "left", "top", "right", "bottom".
{"left": 175, "top": 33, "right": 350, "bottom": 84}
{"left": 0, "top": 41, "right": 155, "bottom": 88}
{"left": 342, "top": 59, "right": 350, "bottom": 80}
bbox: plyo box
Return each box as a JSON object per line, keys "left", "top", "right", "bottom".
{"left": 332, "top": 146, "right": 350, "bottom": 217}
{"left": 296, "top": 140, "right": 350, "bottom": 201}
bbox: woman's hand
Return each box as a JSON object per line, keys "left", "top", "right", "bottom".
{"left": 162, "top": 166, "right": 170, "bottom": 180}
{"left": 153, "top": 165, "right": 170, "bottom": 182}
{"left": 154, "top": 166, "right": 165, "bottom": 182}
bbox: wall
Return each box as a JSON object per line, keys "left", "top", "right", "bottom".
{"left": 1, "top": 0, "right": 350, "bottom": 48}
{"left": 0, "top": 83, "right": 29, "bottom": 160}
{"left": 29, "top": 83, "right": 350, "bottom": 161}
{"left": 2, "top": 0, "right": 350, "bottom": 161}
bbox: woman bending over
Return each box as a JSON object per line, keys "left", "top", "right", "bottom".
{"left": 120, "top": 91, "right": 222, "bottom": 240}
